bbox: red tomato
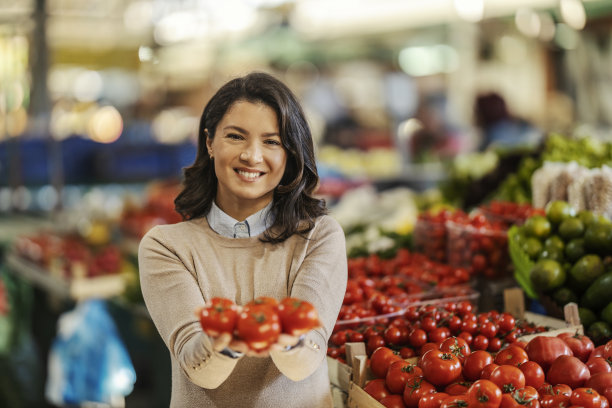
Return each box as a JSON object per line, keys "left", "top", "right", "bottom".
{"left": 420, "top": 350, "right": 462, "bottom": 387}
{"left": 558, "top": 332, "right": 595, "bottom": 363}
{"left": 440, "top": 337, "right": 471, "bottom": 363}
{"left": 347, "top": 330, "right": 365, "bottom": 343}
{"left": 539, "top": 394, "right": 571, "bottom": 408}
{"left": 246, "top": 296, "right": 279, "bottom": 308}
{"left": 488, "top": 338, "right": 502, "bottom": 353}
{"left": 210, "top": 297, "right": 236, "bottom": 308}
{"left": 380, "top": 394, "right": 408, "bottom": 408}
{"left": 236, "top": 304, "right": 281, "bottom": 351}
{"left": 400, "top": 347, "right": 417, "bottom": 359}
{"left": 495, "top": 346, "right": 529, "bottom": 367}
{"left": 466, "top": 379, "right": 503, "bottom": 408}
{"left": 403, "top": 376, "right": 436, "bottom": 408}
{"left": 367, "top": 335, "right": 387, "bottom": 356}
{"left": 547, "top": 355, "right": 591, "bottom": 389}
{"left": 463, "top": 350, "right": 494, "bottom": 381}
{"left": 585, "top": 372, "right": 612, "bottom": 395}
{"left": 552, "top": 384, "right": 573, "bottom": 397}
{"left": 498, "top": 313, "right": 516, "bottom": 333}
{"left": 481, "top": 363, "right": 501, "bottom": 380}
{"left": 500, "top": 387, "right": 540, "bottom": 408}
{"left": 364, "top": 378, "right": 391, "bottom": 401}
{"left": 445, "top": 381, "right": 473, "bottom": 395}
{"left": 420, "top": 343, "right": 440, "bottom": 356}
{"left": 489, "top": 365, "right": 526, "bottom": 393}
{"left": 479, "top": 321, "right": 499, "bottom": 339}
{"left": 587, "top": 356, "right": 612, "bottom": 375}
{"left": 409, "top": 329, "right": 428, "bottom": 348}
{"left": 429, "top": 327, "right": 452, "bottom": 344}
{"left": 439, "top": 395, "right": 469, "bottom": 408}
{"left": 384, "top": 326, "right": 404, "bottom": 347}
{"left": 419, "top": 392, "right": 450, "bottom": 408}
{"left": 276, "top": 297, "right": 320, "bottom": 335}
{"left": 519, "top": 361, "right": 545, "bottom": 389}
{"left": 386, "top": 360, "right": 423, "bottom": 394}
{"left": 525, "top": 336, "right": 574, "bottom": 371}
{"left": 473, "top": 335, "right": 490, "bottom": 351}
{"left": 199, "top": 300, "right": 238, "bottom": 336}
{"left": 570, "top": 388, "right": 602, "bottom": 408}
{"left": 370, "top": 346, "right": 402, "bottom": 379}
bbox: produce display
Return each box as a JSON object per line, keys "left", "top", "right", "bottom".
{"left": 360, "top": 334, "right": 612, "bottom": 408}
{"left": 328, "top": 300, "right": 549, "bottom": 364}
{"left": 197, "top": 296, "right": 321, "bottom": 352}
{"left": 510, "top": 200, "right": 612, "bottom": 345}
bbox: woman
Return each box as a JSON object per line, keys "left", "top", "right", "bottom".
{"left": 138, "top": 72, "right": 348, "bottom": 407}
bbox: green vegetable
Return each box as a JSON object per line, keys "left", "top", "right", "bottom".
{"left": 581, "top": 271, "right": 612, "bottom": 311}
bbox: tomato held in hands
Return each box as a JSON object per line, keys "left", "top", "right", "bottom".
{"left": 236, "top": 304, "right": 281, "bottom": 351}
{"left": 247, "top": 296, "right": 279, "bottom": 308}
{"left": 199, "top": 298, "right": 238, "bottom": 337}
{"left": 276, "top": 297, "right": 321, "bottom": 335}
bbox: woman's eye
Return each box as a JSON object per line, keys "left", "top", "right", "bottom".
{"left": 227, "top": 133, "right": 242, "bottom": 140}
{"left": 265, "top": 139, "right": 281, "bottom": 145}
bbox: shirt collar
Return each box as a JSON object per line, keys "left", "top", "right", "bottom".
{"left": 207, "top": 201, "right": 273, "bottom": 238}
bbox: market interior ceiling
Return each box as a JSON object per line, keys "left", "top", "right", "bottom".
{"left": 3, "top": 0, "right": 612, "bottom": 84}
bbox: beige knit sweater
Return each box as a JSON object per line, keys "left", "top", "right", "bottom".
{"left": 138, "top": 215, "right": 348, "bottom": 408}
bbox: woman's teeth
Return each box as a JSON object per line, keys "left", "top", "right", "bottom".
{"left": 237, "top": 170, "right": 261, "bottom": 179}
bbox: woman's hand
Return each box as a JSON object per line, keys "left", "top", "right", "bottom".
{"left": 228, "top": 333, "right": 304, "bottom": 357}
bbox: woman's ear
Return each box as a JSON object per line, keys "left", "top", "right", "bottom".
{"left": 205, "top": 129, "right": 213, "bottom": 157}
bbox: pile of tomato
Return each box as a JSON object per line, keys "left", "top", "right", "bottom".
{"left": 342, "top": 249, "right": 473, "bottom": 319}
{"left": 198, "top": 296, "right": 320, "bottom": 351}
{"left": 479, "top": 201, "right": 545, "bottom": 229}
{"left": 413, "top": 210, "right": 467, "bottom": 263}
{"left": 328, "top": 301, "right": 547, "bottom": 363}
{"left": 445, "top": 212, "right": 512, "bottom": 279}
{"left": 361, "top": 333, "right": 612, "bottom": 408}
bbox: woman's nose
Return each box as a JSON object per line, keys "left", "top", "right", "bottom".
{"left": 239, "top": 144, "right": 263, "bottom": 163}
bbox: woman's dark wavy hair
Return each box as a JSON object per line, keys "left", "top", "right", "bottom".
{"left": 175, "top": 71, "right": 327, "bottom": 243}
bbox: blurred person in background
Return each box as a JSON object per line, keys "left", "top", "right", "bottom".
{"left": 138, "top": 72, "right": 347, "bottom": 408}
{"left": 475, "top": 92, "right": 542, "bottom": 151}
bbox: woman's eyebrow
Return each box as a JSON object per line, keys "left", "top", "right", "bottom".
{"left": 222, "top": 125, "right": 279, "bottom": 137}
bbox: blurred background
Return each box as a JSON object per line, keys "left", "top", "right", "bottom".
{"left": 1, "top": 0, "right": 612, "bottom": 407}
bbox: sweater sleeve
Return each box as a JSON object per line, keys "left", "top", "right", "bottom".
{"left": 270, "top": 216, "right": 348, "bottom": 381}
{"left": 138, "top": 226, "right": 240, "bottom": 389}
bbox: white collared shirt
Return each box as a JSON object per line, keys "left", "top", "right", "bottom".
{"left": 206, "top": 201, "right": 273, "bottom": 238}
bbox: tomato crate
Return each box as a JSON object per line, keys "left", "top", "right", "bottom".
{"left": 445, "top": 219, "right": 512, "bottom": 279}
{"left": 328, "top": 342, "right": 368, "bottom": 393}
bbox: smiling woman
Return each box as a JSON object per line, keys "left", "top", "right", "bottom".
{"left": 138, "top": 72, "right": 348, "bottom": 408}
{"left": 205, "top": 101, "right": 287, "bottom": 222}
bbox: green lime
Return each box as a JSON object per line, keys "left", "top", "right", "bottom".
{"left": 570, "top": 254, "right": 604, "bottom": 291}
{"left": 601, "top": 302, "right": 612, "bottom": 325}
{"left": 587, "top": 321, "right": 612, "bottom": 345}
{"left": 584, "top": 223, "right": 612, "bottom": 255}
{"left": 552, "top": 287, "right": 578, "bottom": 306}
{"left": 524, "top": 215, "right": 552, "bottom": 239}
{"left": 546, "top": 201, "right": 576, "bottom": 225}
{"left": 578, "top": 307, "right": 598, "bottom": 328}
{"left": 558, "top": 218, "right": 585, "bottom": 240}
{"left": 522, "top": 237, "right": 543, "bottom": 259}
{"left": 577, "top": 210, "right": 597, "bottom": 227}
{"left": 565, "top": 238, "right": 586, "bottom": 263}
{"left": 538, "top": 247, "right": 564, "bottom": 263}
{"left": 544, "top": 235, "right": 565, "bottom": 252}
{"left": 530, "top": 259, "right": 566, "bottom": 292}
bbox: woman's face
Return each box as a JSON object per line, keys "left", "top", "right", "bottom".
{"left": 206, "top": 100, "right": 287, "bottom": 220}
